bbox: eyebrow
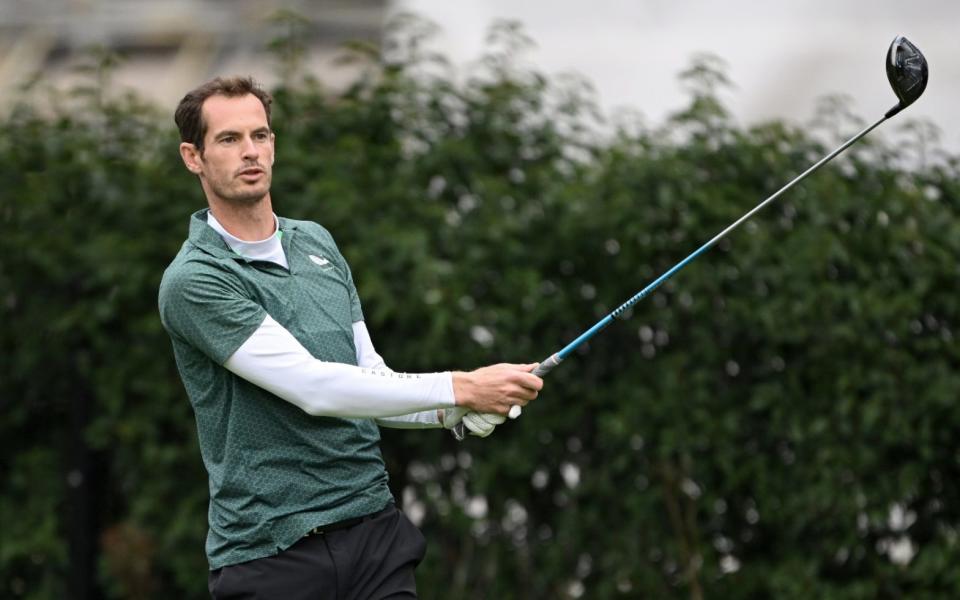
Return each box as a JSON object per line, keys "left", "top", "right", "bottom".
{"left": 213, "top": 127, "right": 271, "bottom": 141}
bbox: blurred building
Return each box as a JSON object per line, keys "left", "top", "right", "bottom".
{"left": 0, "top": 0, "right": 388, "bottom": 111}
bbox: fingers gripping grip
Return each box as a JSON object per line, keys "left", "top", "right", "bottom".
{"left": 451, "top": 354, "right": 562, "bottom": 441}
{"left": 509, "top": 354, "right": 562, "bottom": 420}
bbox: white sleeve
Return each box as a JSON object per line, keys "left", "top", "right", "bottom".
{"left": 353, "top": 320, "right": 389, "bottom": 370}
{"left": 224, "top": 315, "right": 455, "bottom": 418}
{"left": 352, "top": 321, "right": 443, "bottom": 429}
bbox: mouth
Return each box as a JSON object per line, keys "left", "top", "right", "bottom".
{"left": 237, "top": 167, "right": 265, "bottom": 182}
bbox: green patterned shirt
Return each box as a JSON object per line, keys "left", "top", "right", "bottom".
{"left": 158, "top": 209, "right": 392, "bottom": 569}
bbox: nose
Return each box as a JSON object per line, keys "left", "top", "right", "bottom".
{"left": 241, "top": 135, "right": 259, "bottom": 161}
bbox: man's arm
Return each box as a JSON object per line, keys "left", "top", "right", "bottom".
{"left": 351, "top": 320, "right": 445, "bottom": 429}
{"left": 225, "top": 315, "right": 454, "bottom": 418}
{"left": 224, "top": 315, "right": 542, "bottom": 419}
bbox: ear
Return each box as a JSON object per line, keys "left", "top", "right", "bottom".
{"left": 179, "top": 142, "right": 203, "bottom": 175}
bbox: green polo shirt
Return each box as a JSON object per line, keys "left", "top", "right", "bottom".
{"left": 158, "top": 209, "right": 393, "bottom": 569}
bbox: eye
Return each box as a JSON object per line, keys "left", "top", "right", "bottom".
{"left": 254, "top": 131, "right": 270, "bottom": 141}
{"left": 219, "top": 135, "right": 237, "bottom": 144}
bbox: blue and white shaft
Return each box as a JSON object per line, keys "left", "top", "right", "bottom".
{"left": 453, "top": 114, "right": 888, "bottom": 440}
{"left": 512, "top": 115, "right": 889, "bottom": 419}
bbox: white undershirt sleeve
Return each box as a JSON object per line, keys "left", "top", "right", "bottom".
{"left": 352, "top": 321, "right": 444, "bottom": 429}
{"left": 352, "top": 320, "right": 389, "bottom": 370}
{"left": 224, "top": 315, "right": 454, "bottom": 419}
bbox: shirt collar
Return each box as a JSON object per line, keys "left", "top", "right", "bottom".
{"left": 187, "top": 209, "right": 299, "bottom": 259}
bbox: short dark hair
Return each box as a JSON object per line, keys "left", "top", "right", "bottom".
{"left": 174, "top": 76, "right": 273, "bottom": 153}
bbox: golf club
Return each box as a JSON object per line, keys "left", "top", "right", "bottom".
{"left": 453, "top": 36, "right": 928, "bottom": 441}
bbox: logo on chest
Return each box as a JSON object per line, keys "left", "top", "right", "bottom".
{"left": 308, "top": 254, "right": 333, "bottom": 269}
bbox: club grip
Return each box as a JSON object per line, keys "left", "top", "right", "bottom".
{"left": 452, "top": 354, "right": 563, "bottom": 440}
{"left": 509, "top": 354, "right": 562, "bottom": 420}
{"left": 532, "top": 353, "right": 563, "bottom": 377}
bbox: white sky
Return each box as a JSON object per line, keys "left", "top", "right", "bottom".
{"left": 392, "top": 0, "right": 959, "bottom": 153}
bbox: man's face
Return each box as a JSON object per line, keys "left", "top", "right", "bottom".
{"left": 181, "top": 94, "right": 275, "bottom": 205}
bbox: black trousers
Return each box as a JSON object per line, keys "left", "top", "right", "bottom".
{"left": 208, "top": 505, "right": 427, "bottom": 600}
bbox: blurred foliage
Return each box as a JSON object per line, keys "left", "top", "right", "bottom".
{"left": 2, "top": 15, "right": 959, "bottom": 600}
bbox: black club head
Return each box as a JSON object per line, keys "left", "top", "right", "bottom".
{"left": 885, "top": 36, "right": 928, "bottom": 118}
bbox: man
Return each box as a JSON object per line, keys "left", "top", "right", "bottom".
{"left": 158, "top": 76, "right": 543, "bottom": 599}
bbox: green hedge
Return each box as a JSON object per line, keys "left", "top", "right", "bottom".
{"left": 2, "top": 18, "right": 958, "bottom": 599}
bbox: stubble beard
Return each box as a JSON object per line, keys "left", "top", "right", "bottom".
{"left": 207, "top": 171, "right": 271, "bottom": 207}
{"left": 223, "top": 187, "right": 268, "bottom": 206}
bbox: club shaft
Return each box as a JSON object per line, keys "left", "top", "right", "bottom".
{"left": 454, "top": 114, "right": 892, "bottom": 440}
{"left": 552, "top": 115, "right": 888, "bottom": 362}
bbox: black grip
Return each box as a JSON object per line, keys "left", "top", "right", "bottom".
{"left": 532, "top": 353, "right": 562, "bottom": 377}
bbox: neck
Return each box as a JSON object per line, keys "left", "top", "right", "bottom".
{"left": 207, "top": 195, "right": 276, "bottom": 241}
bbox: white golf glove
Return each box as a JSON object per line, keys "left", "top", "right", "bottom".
{"left": 461, "top": 412, "right": 507, "bottom": 438}
{"left": 442, "top": 407, "right": 507, "bottom": 438}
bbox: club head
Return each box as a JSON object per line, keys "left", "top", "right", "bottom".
{"left": 885, "top": 36, "right": 928, "bottom": 118}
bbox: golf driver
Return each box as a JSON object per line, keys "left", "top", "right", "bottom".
{"left": 453, "top": 35, "right": 928, "bottom": 441}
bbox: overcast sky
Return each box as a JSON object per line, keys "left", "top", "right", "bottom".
{"left": 392, "top": 0, "right": 959, "bottom": 153}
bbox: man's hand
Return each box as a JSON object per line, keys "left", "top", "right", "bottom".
{"left": 451, "top": 363, "right": 543, "bottom": 415}
{"left": 461, "top": 412, "right": 507, "bottom": 437}
{"left": 441, "top": 407, "right": 504, "bottom": 438}
{"left": 441, "top": 406, "right": 468, "bottom": 429}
